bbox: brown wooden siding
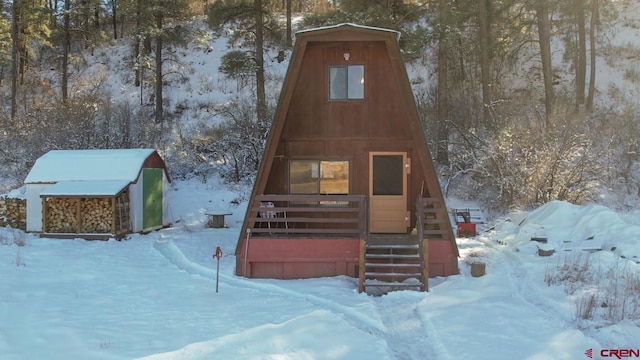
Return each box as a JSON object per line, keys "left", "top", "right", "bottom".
{"left": 273, "top": 40, "right": 420, "bottom": 215}
{"left": 283, "top": 41, "right": 412, "bottom": 141}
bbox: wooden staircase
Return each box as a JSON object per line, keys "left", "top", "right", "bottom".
{"left": 358, "top": 235, "right": 428, "bottom": 294}
{"left": 357, "top": 196, "right": 457, "bottom": 294}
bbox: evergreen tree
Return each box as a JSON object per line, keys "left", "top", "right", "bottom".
{"left": 535, "top": 0, "right": 554, "bottom": 123}
{"left": 207, "top": 0, "right": 284, "bottom": 125}
{"left": 10, "top": 0, "right": 50, "bottom": 120}
{"left": 0, "top": 1, "right": 12, "bottom": 87}
{"left": 131, "top": 0, "right": 191, "bottom": 125}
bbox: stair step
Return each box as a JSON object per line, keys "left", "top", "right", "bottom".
{"left": 361, "top": 237, "right": 428, "bottom": 293}
{"left": 365, "top": 262, "right": 420, "bottom": 268}
{"left": 365, "top": 253, "right": 420, "bottom": 259}
{"left": 367, "top": 244, "right": 419, "bottom": 250}
{"left": 365, "top": 272, "right": 421, "bottom": 277}
{"left": 364, "top": 282, "right": 423, "bottom": 288}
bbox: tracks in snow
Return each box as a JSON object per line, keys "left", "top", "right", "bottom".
{"left": 373, "top": 293, "right": 452, "bottom": 360}
{"left": 482, "top": 236, "right": 605, "bottom": 350}
{"left": 153, "top": 238, "right": 450, "bottom": 359}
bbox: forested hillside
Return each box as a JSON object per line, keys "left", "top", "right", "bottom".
{"left": 1, "top": 0, "right": 639, "bottom": 211}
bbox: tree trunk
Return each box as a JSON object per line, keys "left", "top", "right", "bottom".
{"left": 155, "top": 13, "right": 163, "bottom": 124}
{"left": 436, "top": 0, "right": 449, "bottom": 164}
{"left": 575, "top": 0, "right": 586, "bottom": 110}
{"left": 134, "top": 0, "right": 143, "bottom": 88}
{"left": 48, "top": 0, "right": 58, "bottom": 29}
{"left": 586, "top": 0, "right": 598, "bottom": 111}
{"left": 536, "top": 0, "right": 554, "bottom": 125}
{"left": 478, "top": 0, "right": 492, "bottom": 128}
{"left": 10, "top": 0, "right": 19, "bottom": 121}
{"left": 286, "top": 0, "right": 292, "bottom": 48}
{"left": 255, "top": 0, "right": 267, "bottom": 125}
{"left": 111, "top": 0, "right": 118, "bottom": 39}
{"left": 62, "top": 0, "right": 70, "bottom": 103}
{"left": 19, "top": 48, "right": 28, "bottom": 85}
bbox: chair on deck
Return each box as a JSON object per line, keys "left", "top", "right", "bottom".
{"left": 259, "top": 201, "right": 288, "bottom": 230}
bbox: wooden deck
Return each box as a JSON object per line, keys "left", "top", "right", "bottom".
{"left": 237, "top": 194, "right": 458, "bottom": 290}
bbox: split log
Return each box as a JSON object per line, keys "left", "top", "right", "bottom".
{"left": 81, "top": 198, "right": 113, "bottom": 233}
{"left": 45, "top": 198, "right": 79, "bottom": 232}
{"left": 0, "top": 197, "right": 26, "bottom": 230}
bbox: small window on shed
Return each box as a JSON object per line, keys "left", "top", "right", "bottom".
{"left": 329, "top": 65, "right": 364, "bottom": 100}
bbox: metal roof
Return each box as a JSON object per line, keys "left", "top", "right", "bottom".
{"left": 295, "top": 23, "right": 401, "bottom": 41}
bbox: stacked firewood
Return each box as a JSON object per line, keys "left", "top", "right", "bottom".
{"left": 46, "top": 197, "right": 117, "bottom": 233}
{"left": 0, "top": 197, "right": 27, "bottom": 230}
{"left": 45, "top": 198, "right": 80, "bottom": 233}
{"left": 81, "top": 198, "right": 112, "bottom": 233}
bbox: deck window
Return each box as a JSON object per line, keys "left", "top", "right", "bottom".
{"left": 289, "top": 160, "right": 350, "bottom": 199}
{"left": 329, "top": 65, "right": 364, "bottom": 100}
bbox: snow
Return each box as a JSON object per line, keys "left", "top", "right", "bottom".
{"left": 296, "top": 23, "right": 401, "bottom": 40}
{"left": 1, "top": 178, "right": 639, "bottom": 360}
{"left": 39, "top": 180, "right": 130, "bottom": 197}
{"left": 24, "top": 149, "right": 157, "bottom": 184}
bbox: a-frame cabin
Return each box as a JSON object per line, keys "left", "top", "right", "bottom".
{"left": 235, "top": 24, "right": 459, "bottom": 292}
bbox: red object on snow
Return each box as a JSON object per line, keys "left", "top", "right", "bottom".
{"left": 457, "top": 223, "right": 477, "bottom": 237}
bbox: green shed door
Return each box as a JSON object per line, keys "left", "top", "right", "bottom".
{"left": 143, "top": 168, "right": 163, "bottom": 230}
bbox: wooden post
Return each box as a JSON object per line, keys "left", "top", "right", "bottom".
{"left": 111, "top": 197, "right": 116, "bottom": 236}
{"left": 41, "top": 197, "right": 48, "bottom": 233}
{"left": 76, "top": 198, "right": 82, "bottom": 233}
{"left": 421, "top": 238, "right": 429, "bottom": 291}
{"left": 213, "top": 246, "right": 222, "bottom": 293}
{"left": 358, "top": 239, "right": 365, "bottom": 293}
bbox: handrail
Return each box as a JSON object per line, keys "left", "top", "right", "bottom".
{"left": 416, "top": 196, "right": 437, "bottom": 291}
{"left": 416, "top": 196, "right": 425, "bottom": 241}
{"left": 416, "top": 196, "right": 449, "bottom": 239}
{"left": 249, "top": 194, "right": 369, "bottom": 241}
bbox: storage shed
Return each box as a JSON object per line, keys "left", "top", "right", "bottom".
{"left": 24, "top": 149, "right": 171, "bottom": 239}
{"left": 235, "top": 24, "right": 459, "bottom": 292}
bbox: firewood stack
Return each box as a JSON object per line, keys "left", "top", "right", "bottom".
{"left": 43, "top": 193, "right": 130, "bottom": 236}
{"left": 81, "top": 198, "right": 112, "bottom": 233}
{"left": 0, "top": 196, "right": 27, "bottom": 230}
{"left": 45, "top": 198, "right": 80, "bottom": 233}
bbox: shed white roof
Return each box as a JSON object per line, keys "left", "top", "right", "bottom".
{"left": 25, "top": 149, "right": 157, "bottom": 184}
{"left": 39, "top": 180, "right": 130, "bottom": 197}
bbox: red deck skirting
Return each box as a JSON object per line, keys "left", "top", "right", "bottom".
{"left": 236, "top": 237, "right": 459, "bottom": 279}
{"left": 236, "top": 238, "right": 360, "bottom": 279}
{"left": 428, "top": 240, "right": 459, "bottom": 277}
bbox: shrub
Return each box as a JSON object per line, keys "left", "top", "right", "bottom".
{"left": 546, "top": 253, "right": 640, "bottom": 323}
{"left": 169, "top": 97, "right": 273, "bottom": 184}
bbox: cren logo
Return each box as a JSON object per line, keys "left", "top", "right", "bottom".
{"left": 599, "top": 349, "right": 640, "bottom": 359}
{"left": 585, "top": 349, "right": 593, "bottom": 358}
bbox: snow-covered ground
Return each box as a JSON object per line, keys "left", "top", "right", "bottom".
{"left": 1, "top": 178, "right": 638, "bottom": 360}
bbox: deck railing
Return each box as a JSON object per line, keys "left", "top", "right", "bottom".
{"left": 248, "top": 194, "right": 368, "bottom": 240}
{"left": 416, "top": 196, "right": 450, "bottom": 240}
{"left": 416, "top": 196, "right": 436, "bottom": 291}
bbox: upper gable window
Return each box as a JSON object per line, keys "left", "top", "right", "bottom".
{"left": 329, "top": 65, "right": 364, "bottom": 100}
